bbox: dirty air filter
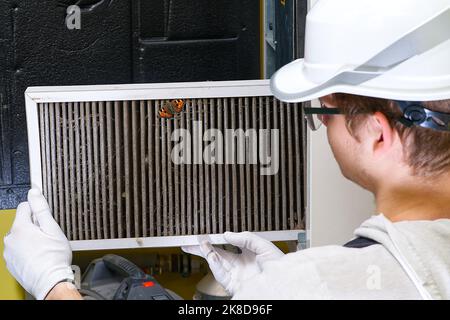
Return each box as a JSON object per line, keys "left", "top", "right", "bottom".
{"left": 25, "top": 81, "right": 305, "bottom": 250}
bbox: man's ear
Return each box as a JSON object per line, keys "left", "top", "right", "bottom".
{"left": 366, "top": 112, "right": 396, "bottom": 154}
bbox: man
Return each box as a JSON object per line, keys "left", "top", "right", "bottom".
{"left": 183, "top": 0, "right": 450, "bottom": 299}
{"left": 3, "top": 0, "right": 450, "bottom": 299}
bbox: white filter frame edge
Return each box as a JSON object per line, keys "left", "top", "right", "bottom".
{"left": 70, "top": 230, "right": 304, "bottom": 251}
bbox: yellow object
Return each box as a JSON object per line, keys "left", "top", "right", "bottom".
{"left": 0, "top": 210, "right": 25, "bottom": 300}
{"left": 0, "top": 208, "right": 290, "bottom": 300}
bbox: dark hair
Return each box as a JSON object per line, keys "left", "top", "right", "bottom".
{"left": 324, "top": 93, "right": 450, "bottom": 177}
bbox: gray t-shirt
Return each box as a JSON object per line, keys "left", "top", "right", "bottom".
{"left": 233, "top": 215, "right": 450, "bottom": 300}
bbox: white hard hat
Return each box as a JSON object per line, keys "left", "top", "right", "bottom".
{"left": 270, "top": 0, "right": 450, "bottom": 103}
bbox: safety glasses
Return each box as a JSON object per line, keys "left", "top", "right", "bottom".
{"left": 303, "top": 107, "right": 342, "bottom": 131}
{"left": 304, "top": 101, "right": 450, "bottom": 132}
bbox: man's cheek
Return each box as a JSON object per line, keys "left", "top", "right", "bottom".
{"left": 326, "top": 123, "right": 341, "bottom": 150}
{"left": 327, "top": 128, "right": 352, "bottom": 165}
{"left": 326, "top": 130, "right": 341, "bottom": 161}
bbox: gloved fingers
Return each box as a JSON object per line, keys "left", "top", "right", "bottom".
{"left": 181, "top": 235, "right": 215, "bottom": 258}
{"left": 213, "top": 247, "right": 239, "bottom": 266}
{"left": 182, "top": 241, "right": 238, "bottom": 267}
{"left": 198, "top": 239, "right": 217, "bottom": 260}
{"left": 216, "top": 251, "right": 234, "bottom": 272}
{"left": 224, "top": 231, "right": 282, "bottom": 256}
{"left": 198, "top": 241, "right": 229, "bottom": 272}
{"left": 27, "top": 188, "right": 62, "bottom": 237}
{"left": 199, "top": 241, "right": 234, "bottom": 274}
{"left": 182, "top": 237, "right": 235, "bottom": 258}
{"left": 183, "top": 240, "right": 232, "bottom": 288}
{"left": 11, "top": 202, "right": 33, "bottom": 231}
{"left": 203, "top": 250, "right": 233, "bottom": 293}
{"left": 181, "top": 245, "right": 204, "bottom": 258}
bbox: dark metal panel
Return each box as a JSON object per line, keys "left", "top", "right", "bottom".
{"left": 132, "top": 0, "right": 260, "bottom": 83}
{"left": 275, "top": 0, "right": 295, "bottom": 68}
{"left": 295, "top": 0, "right": 308, "bottom": 59}
{"left": 1, "top": 0, "right": 132, "bottom": 209}
{"left": 1, "top": 0, "right": 263, "bottom": 209}
{"left": 0, "top": 87, "right": 11, "bottom": 186}
{"left": 0, "top": 2, "right": 14, "bottom": 189}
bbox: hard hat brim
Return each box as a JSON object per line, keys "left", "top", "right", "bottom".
{"left": 270, "top": 58, "right": 450, "bottom": 103}
{"left": 270, "top": 59, "right": 332, "bottom": 103}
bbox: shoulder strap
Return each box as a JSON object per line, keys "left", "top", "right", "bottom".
{"left": 343, "top": 237, "right": 380, "bottom": 248}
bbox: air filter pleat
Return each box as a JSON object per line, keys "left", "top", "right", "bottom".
{"left": 223, "top": 99, "right": 231, "bottom": 231}
{"left": 265, "top": 97, "right": 273, "bottom": 231}
{"left": 160, "top": 105, "right": 168, "bottom": 236}
{"left": 166, "top": 106, "right": 174, "bottom": 237}
{"left": 272, "top": 98, "right": 280, "bottom": 232}
{"left": 286, "top": 103, "right": 295, "bottom": 230}
{"left": 258, "top": 97, "right": 266, "bottom": 231}
{"left": 91, "top": 102, "right": 101, "bottom": 239}
{"left": 48, "top": 103, "right": 59, "bottom": 227}
{"left": 294, "top": 104, "right": 303, "bottom": 228}
{"left": 106, "top": 101, "right": 116, "bottom": 239}
{"left": 238, "top": 98, "right": 246, "bottom": 232}
{"left": 192, "top": 101, "right": 199, "bottom": 235}
{"left": 80, "top": 102, "right": 89, "bottom": 239}
{"left": 179, "top": 106, "right": 186, "bottom": 236}
{"left": 279, "top": 102, "right": 289, "bottom": 229}
{"left": 185, "top": 102, "right": 193, "bottom": 235}
{"left": 197, "top": 99, "right": 204, "bottom": 234}
{"left": 40, "top": 104, "right": 48, "bottom": 204}
{"left": 147, "top": 100, "right": 155, "bottom": 237}
{"left": 55, "top": 103, "right": 66, "bottom": 234}
{"left": 202, "top": 99, "right": 211, "bottom": 234}
{"left": 208, "top": 98, "right": 217, "bottom": 234}
{"left": 251, "top": 98, "right": 259, "bottom": 231}
{"left": 154, "top": 101, "right": 162, "bottom": 237}
{"left": 114, "top": 101, "right": 123, "bottom": 238}
{"left": 173, "top": 112, "right": 181, "bottom": 236}
{"left": 74, "top": 103, "right": 83, "bottom": 240}
{"left": 139, "top": 101, "right": 148, "bottom": 237}
{"left": 69, "top": 102, "right": 78, "bottom": 240}
{"left": 131, "top": 101, "right": 140, "bottom": 237}
{"left": 98, "top": 102, "right": 107, "bottom": 239}
{"left": 217, "top": 98, "right": 224, "bottom": 234}
{"left": 44, "top": 104, "right": 52, "bottom": 213}
{"left": 244, "top": 97, "right": 252, "bottom": 231}
{"left": 86, "top": 102, "right": 95, "bottom": 239}
{"left": 122, "top": 102, "right": 130, "bottom": 237}
{"left": 230, "top": 98, "right": 238, "bottom": 232}
{"left": 61, "top": 103, "right": 72, "bottom": 238}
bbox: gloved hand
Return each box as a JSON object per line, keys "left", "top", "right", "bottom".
{"left": 3, "top": 189, "right": 74, "bottom": 300}
{"left": 182, "top": 231, "right": 284, "bottom": 296}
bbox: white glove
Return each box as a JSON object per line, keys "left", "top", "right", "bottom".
{"left": 3, "top": 189, "right": 74, "bottom": 300}
{"left": 182, "top": 232, "right": 284, "bottom": 295}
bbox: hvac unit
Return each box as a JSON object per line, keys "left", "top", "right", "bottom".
{"left": 25, "top": 80, "right": 309, "bottom": 250}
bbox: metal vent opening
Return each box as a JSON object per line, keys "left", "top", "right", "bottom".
{"left": 37, "top": 97, "right": 305, "bottom": 241}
